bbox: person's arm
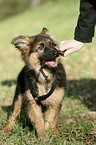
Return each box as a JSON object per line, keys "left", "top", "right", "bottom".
{"left": 59, "top": 0, "right": 96, "bottom": 56}
{"left": 74, "top": 0, "right": 96, "bottom": 43}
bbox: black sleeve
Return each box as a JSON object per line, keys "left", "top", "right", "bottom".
{"left": 74, "top": 0, "right": 96, "bottom": 43}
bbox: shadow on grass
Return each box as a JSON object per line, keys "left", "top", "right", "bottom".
{"left": 1, "top": 105, "right": 11, "bottom": 113}
{"left": 67, "top": 78, "right": 96, "bottom": 111}
{"left": 1, "top": 78, "right": 96, "bottom": 111}
{"left": 1, "top": 80, "right": 16, "bottom": 87}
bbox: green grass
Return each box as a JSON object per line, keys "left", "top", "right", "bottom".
{"left": 0, "top": 0, "right": 96, "bottom": 144}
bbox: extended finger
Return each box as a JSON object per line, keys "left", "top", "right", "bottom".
{"left": 64, "top": 48, "right": 79, "bottom": 56}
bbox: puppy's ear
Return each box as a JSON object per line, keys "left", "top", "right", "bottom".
{"left": 11, "top": 36, "right": 35, "bottom": 51}
{"left": 41, "top": 27, "right": 49, "bottom": 35}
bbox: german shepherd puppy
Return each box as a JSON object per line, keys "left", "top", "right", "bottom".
{"left": 4, "top": 28, "right": 66, "bottom": 139}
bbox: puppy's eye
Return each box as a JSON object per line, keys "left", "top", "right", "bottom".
{"left": 49, "top": 41, "right": 56, "bottom": 46}
{"left": 38, "top": 43, "right": 45, "bottom": 50}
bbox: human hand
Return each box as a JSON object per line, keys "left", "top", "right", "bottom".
{"left": 59, "top": 39, "right": 84, "bottom": 56}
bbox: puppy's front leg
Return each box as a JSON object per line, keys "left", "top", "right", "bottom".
{"left": 4, "top": 90, "right": 22, "bottom": 133}
{"left": 44, "top": 106, "right": 59, "bottom": 131}
{"left": 26, "top": 90, "right": 48, "bottom": 139}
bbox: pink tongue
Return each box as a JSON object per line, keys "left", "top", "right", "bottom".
{"left": 45, "top": 61, "right": 57, "bottom": 67}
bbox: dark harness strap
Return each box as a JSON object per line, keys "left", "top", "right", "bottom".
{"left": 39, "top": 68, "right": 49, "bottom": 83}
{"left": 29, "top": 68, "right": 57, "bottom": 104}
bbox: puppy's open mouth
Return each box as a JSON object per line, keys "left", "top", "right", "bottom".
{"left": 45, "top": 58, "right": 58, "bottom": 67}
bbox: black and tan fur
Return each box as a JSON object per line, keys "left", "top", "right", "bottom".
{"left": 4, "top": 28, "right": 66, "bottom": 139}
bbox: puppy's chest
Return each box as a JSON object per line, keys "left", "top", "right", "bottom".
{"left": 37, "top": 82, "right": 50, "bottom": 96}
{"left": 37, "top": 69, "right": 54, "bottom": 96}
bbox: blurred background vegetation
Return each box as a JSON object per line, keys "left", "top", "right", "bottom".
{"left": 0, "top": 0, "right": 51, "bottom": 20}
